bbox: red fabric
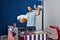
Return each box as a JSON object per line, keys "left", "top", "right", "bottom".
{"left": 49, "top": 26, "right": 60, "bottom": 40}
{"left": 19, "top": 37, "right": 24, "bottom": 40}
{"left": 8, "top": 31, "right": 14, "bottom": 40}
{"left": 57, "top": 29, "right": 60, "bottom": 40}
{"left": 49, "top": 26, "right": 58, "bottom": 29}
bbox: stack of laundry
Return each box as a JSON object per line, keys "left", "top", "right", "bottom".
{"left": 8, "top": 23, "right": 18, "bottom": 40}
{"left": 19, "top": 31, "right": 48, "bottom": 40}
{"left": 8, "top": 27, "right": 14, "bottom": 40}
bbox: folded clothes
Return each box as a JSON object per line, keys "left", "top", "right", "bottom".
{"left": 20, "top": 31, "right": 48, "bottom": 40}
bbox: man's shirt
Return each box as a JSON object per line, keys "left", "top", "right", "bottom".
{"left": 26, "top": 10, "right": 36, "bottom": 27}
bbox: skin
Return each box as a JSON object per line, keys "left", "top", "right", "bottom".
{"left": 27, "top": 6, "right": 32, "bottom": 12}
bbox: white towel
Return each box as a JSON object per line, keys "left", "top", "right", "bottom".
{"left": 17, "top": 15, "right": 28, "bottom": 20}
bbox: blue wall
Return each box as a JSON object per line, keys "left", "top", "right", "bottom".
{"left": 0, "top": 0, "right": 42, "bottom": 35}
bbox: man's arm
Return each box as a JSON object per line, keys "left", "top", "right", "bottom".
{"left": 36, "top": 7, "right": 40, "bottom": 16}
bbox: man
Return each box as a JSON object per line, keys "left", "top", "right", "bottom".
{"left": 26, "top": 6, "right": 40, "bottom": 32}
{"left": 18, "top": 5, "right": 40, "bottom": 32}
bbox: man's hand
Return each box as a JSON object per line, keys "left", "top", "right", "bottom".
{"left": 36, "top": 7, "right": 40, "bottom": 16}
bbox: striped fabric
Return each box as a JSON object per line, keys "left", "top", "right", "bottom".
{"left": 24, "top": 34, "right": 48, "bottom": 40}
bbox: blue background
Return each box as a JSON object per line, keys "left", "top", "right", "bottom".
{"left": 0, "top": 0, "right": 42, "bottom": 35}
